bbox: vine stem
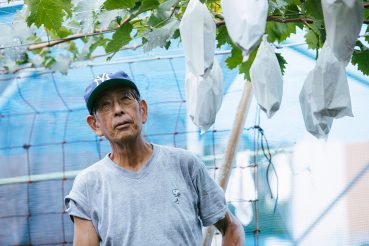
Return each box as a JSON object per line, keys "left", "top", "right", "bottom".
{"left": 27, "top": 17, "right": 132, "bottom": 51}
{"left": 24, "top": 15, "right": 317, "bottom": 52}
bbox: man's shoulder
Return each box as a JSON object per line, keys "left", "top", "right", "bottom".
{"left": 73, "top": 157, "right": 108, "bottom": 184}
{"left": 156, "top": 144, "right": 198, "bottom": 160}
{"left": 155, "top": 144, "right": 203, "bottom": 174}
{"left": 157, "top": 145, "right": 201, "bottom": 163}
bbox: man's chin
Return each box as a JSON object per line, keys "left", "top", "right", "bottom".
{"left": 112, "top": 132, "right": 138, "bottom": 144}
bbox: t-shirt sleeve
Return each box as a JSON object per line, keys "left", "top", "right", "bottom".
{"left": 64, "top": 173, "right": 91, "bottom": 221}
{"left": 193, "top": 158, "right": 227, "bottom": 227}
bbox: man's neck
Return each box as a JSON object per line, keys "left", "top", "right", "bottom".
{"left": 109, "top": 138, "right": 153, "bottom": 172}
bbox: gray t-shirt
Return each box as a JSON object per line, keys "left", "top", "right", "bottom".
{"left": 65, "top": 144, "right": 227, "bottom": 245}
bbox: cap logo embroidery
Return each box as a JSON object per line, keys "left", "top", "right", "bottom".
{"left": 94, "top": 73, "right": 111, "bottom": 85}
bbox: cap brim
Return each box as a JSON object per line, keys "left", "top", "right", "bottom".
{"left": 87, "top": 79, "right": 139, "bottom": 114}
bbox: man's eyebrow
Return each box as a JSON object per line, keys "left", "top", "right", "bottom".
{"left": 99, "top": 95, "right": 110, "bottom": 101}
{"left": 97, "top": 93, "right": 113, "bottom": 104}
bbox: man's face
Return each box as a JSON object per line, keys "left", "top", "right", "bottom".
{"left": 87, "top": 86, "right": 148, "bottom": 144}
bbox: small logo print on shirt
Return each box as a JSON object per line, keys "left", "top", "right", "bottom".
{"left": 172, "top": 189, "right": 181, "bottom": 204}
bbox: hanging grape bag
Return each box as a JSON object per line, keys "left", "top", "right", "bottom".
{"left": 311, "top": 43, "right": 353, "bottom": 119}
{"left": 250, "top": 35, "right": 283, "bottom": 118}
{"left": 299, "top": 69, "right": 334, "bottom": 139}
{"left": 322, "top": 0, "right": 363, "bottom": 65}
{"left": 180, "top": 0, "right": 223, "bottom": 131}
{"left": 185, "top": 60, "right": 224, "bottom": 132}
{"left": 179, "top": 0, "right": 215, "bottom": 76}
{"left": 221, "top": 0, "right": 268, "bottom": 60}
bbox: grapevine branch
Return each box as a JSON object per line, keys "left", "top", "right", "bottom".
{"left": 28, "top": 17, "right": 132, "bottom": 51}
{"left": 267, "top": 16, "right": 314, "bottom": 24}
{"left": 24, "top": 16, "right": 316, "bottom": 51}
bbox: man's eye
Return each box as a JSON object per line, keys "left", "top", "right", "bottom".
{"left": 121, "top": 94, "right": 134, "bottom": 104}
{"left": 100, "top": 102, "right": 111, "bottom": 109}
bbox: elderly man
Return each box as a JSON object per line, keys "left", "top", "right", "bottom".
{"left": 65, "top": 71, "right": 245, "bottom": 245}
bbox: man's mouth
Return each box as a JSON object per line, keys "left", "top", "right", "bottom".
{"left": 114, "top": 121, "right": 132, "bottom": 129}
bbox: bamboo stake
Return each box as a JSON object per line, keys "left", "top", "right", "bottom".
{"left": 202, "top": 81, "right": 253, "bottom": 246}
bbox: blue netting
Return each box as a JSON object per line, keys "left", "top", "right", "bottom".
{"left": 1, "top": 4, "right": 369, "bottom": 246}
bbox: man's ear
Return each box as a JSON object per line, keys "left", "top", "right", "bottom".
{"left": 140, "top": 99, "right": 148, "bottom": 124}
{"left": 87, "top": 115, "right": 103, "bottom": 136}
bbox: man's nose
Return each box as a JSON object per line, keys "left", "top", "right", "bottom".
{"left": 112, "top": 100, "right": 125, "bottom": 116}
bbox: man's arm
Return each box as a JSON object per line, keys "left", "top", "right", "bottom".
{"left": 73, "top": 216, "right": 99, "bottom": 246}
{"left": 214, "top": 210, "right": 245, "bottom": 246}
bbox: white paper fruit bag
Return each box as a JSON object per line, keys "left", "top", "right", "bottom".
{"left": 221, "top": 0, "right": 268, "bottom": 60}
{"left": 299, "top": 70, "right": 334, "bottom": 139}
{"left": 185, "top": 59, "right": 224, "bottom": 131}
{"left": 180, "top": 0, "right": 216, "bottom": 76}
{"left": 250, "top": 35, "right": 283, "bottom": 118}
{"left": 322, "top": 0, "right": 363, "bottom": 64}
{"left": 310, "top": 44, "right": 353, "bottom": 119}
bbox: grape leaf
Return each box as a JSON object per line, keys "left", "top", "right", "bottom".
{"left": 98, "top": 10, "right": 122, "bottom": 30}
{"left": 16, "top": 53, "right": 29, "bottom": 65}
{"left": 172, "top": 29, "right": 180, "bottom": 39}
{"left": 48, "top": 26, "right": 73, "bottom": 39}
{"left": 105, "top": 23, "right": 133, "bottom": 53}
{"left": 164, "top": 40, "right": 171, "bottom": 50}
{"left": 225, "top": 45, "right": 258, "bottom": 81}
{"left": 138, "top": 0, "right": 160, "bottom": 13}
{"left": 266, "top": 22, "right": 297, "bottom": 43}
{"left": 304, "top": 0, "right": 323, "bottom": 21}
{"left": 58, "top": 27, "right": 73, "bottom": 38}
{"left": 304, "top": 21, "right": 325, "bottom": 50}
{"left": 148, "top": 14, "right": 163, "bottom": 27}
{"left": 269, "top": 0, "right": 287, "bottom": 13}
{"left": 225, "top": 45, "right": 243, "bottom": 69}
{"left": 304, "top": 28, "right": 319, "bottom": 50}
{"left": 26, "top": 0, "right": 72, "bottom": 34}
{"left": 239, "top": 48, "right": 258, "bottom": 81}
{"left": 216, "top": 25, "right": 231, "bottom": 48}
{"left": 276, "top": 52, "right": 287, "bottom": 75}
{"left": 148, "top": 0, "right": 178, "bottom": 27}
{"left": 158, "top": 0, "right": 178, "bottom": 11}
{"left": 143, "top": 19, "right": 179, "bottom": 52}
{"left": 352, "top": 41, "right": 369, "bottom": 76}
{"left": 90, "top": 36, "right": 109, "bottom": 54}
{"left": 104, "top": 0, "right": 137, "bottom": 10}
{"left": 42, "top": 55, "right": 56, "bottom": 68}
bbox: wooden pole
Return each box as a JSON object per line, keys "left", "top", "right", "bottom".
{"left": 202, "top": 80, "right": 253, "bottom": 246}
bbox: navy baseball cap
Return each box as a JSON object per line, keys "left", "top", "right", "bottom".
{"left": 84, "top": 71, "right": 140, "bottom": 114}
